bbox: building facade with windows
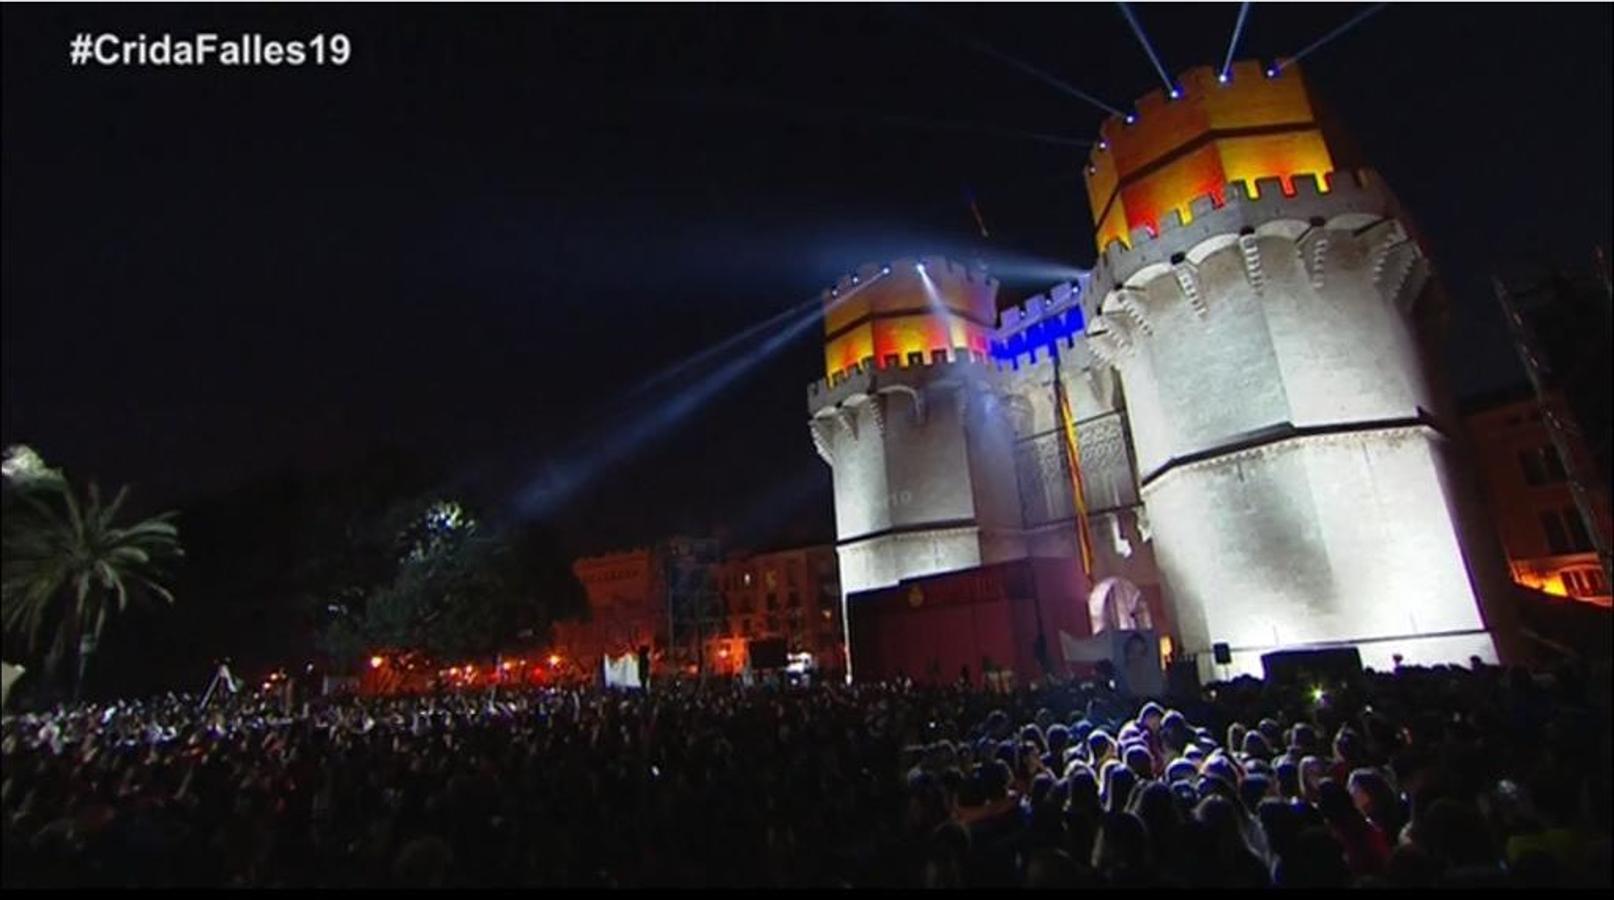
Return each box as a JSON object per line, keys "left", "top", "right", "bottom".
{"left": 556, "top": 542, "right": 845, "bottom": 680}
{"left": 713, "top": 545, "right": 844, "bottom": 675}
{"left": 1466, "top": 392, "right": 1612, "bottom": 606}
{"left": 556, "top": 548, "right": 667, "bottom": 677}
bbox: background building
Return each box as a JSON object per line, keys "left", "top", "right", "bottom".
{"left": 1465, "top": 390, "right": 1612, "bottom": 605}
{"left": 557, "top": 548, "right": 666, "bottom": 678}
{"left": 558, "top": 539, "right": 844, "bottom": 680}
{"left": 714, "top": 545, "right": 844, "bottom": 675}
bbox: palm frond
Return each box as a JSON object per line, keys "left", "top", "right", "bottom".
{"left": 2, "top": 476, "right": 183, "bottom": 671}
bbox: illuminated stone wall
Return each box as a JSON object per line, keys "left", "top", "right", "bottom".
{"left": 993, "top": 330, "right": 1167, "bottom": 631}
{"left": 1143, "top": 428, "right": 1495, "bottom": 677}
{"left": 1086, "top": 168, "right": 1499, "bottom": 679}
{"left": 805, "top": 63, "right": 1510, "bottom": 681}
{"left": 808, "top": 349, "right": 1030, "bottom": 601}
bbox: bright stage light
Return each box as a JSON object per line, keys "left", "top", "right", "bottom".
{"left": 369, "top": 655, "right": 384, "bottom": 669}
{"left": 548, "top": 654, "right": 562, "bottom": 667}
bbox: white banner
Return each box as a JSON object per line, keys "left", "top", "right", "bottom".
{"left": 603, "top": 652, "right": 641, "bottom": 689}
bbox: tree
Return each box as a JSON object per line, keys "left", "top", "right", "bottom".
{"left": 2, "top": 459, "right": 183, "bottom": 700}
{"left": 316, "top": 497, "right": 587, "bottom": 674}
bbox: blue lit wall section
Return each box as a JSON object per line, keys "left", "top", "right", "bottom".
{"left": 990, "top": 304, "right": 1087, "bottom": 362}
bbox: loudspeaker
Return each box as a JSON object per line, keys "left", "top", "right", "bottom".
{"left": 748, "top": 638, "right": 788, "bottom": 670}
{"left": 1166, "top": 660, "right": 1202, "bottom": 700}
{"left": 1212, "top": 643, "right": 1232, "bottom": 665}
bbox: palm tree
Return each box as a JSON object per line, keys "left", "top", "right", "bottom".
{"left": 1, "top": 479, "right": 183, "bottom": 700}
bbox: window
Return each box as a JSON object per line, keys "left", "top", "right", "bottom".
{"left": 1519, "top": 446, "right": 1567, "bottom": 486}
{"left": 1541, "top": 507, "right": 1594, "bottom": 555}
{"left": 1541, "top": 510, "right": 1571, "bottom": 555}
{"left": 766, "top": 593, "right": 778, "bottom": 611}
{"left": 1564, "top": 508, "right": 1593, "bottom": 552}
{"left": 1565, "top": 568, "right": 1608, "bottom": 597}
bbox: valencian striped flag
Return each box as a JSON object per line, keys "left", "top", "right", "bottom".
{"left": 1053, "top": 371, "right": 1095, "bottom": 578}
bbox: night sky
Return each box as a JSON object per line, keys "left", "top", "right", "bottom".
{"left": 3, "top": 3, "right": 1611, "bottom": 555}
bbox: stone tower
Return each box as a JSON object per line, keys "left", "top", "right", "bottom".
{"left": 1081, "top": 61, "right": 1503, "bottom": 677}
{"left": 807, "top": 258, "right": 1032, "bottom": 673}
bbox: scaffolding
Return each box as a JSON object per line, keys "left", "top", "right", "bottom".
{"left": 660, "top": 536, "right": 723, "bottom": 678}
{"left": 1492, "top": 266, "right": 1614, "bottom": 593}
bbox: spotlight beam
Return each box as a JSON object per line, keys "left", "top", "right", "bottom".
{"left": 622, "top": 295, "right": 820, "bottom": 402}
{"left": 512, "top": 277, "right": 884, "bottom": 520}
{"left": 1280, "top": 3, "right": 1390, "bottom": 69}
{"left": 955, "top": 32, "right": 1126, "bottom": 118}
{"left": 1220, "top": 2, "right": 1252, "bottom": 80}
{"left": 1117, "top": 2, "right": 1176, "bottom": 95}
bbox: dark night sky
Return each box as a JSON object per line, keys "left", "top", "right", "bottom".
{"left": 3, "top": 3, "right": 1611, "bottom": 555}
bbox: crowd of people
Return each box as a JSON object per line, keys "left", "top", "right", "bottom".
{"left": 2, "top": 658, "right": 1609, "bottom": 888}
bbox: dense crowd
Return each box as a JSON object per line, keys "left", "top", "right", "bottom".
{"left": 2, "top": 658, "right": 1609, "bottom": 888}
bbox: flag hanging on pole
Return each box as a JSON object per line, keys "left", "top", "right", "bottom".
{"left": 1054, "top": 371, "right": 1095, "bottom": 577}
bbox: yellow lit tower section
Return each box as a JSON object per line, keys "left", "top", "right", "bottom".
{"left": 823, "top": 258, "right": 995, "bottom": 379}
{"left": 808, "top": 259, "right": 1032, "bottom": 677}
{"left": 1085, "top": 60, "right": 1335, "bottom": 252}
{"left": 1081, "top": 61, "right": 1516, "bottom": 679}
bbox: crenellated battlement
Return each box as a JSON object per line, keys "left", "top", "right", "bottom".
{"left": 821, "top": 256, "right": 997, "bottom": 303}
{"left": 807, "top": 347, "right": 1002, "bottom": 414}
{"left": 1088, "top": 168, "right": 1400, "bottom": 298}
{"left": 989, "top": 333, "right": 1088, "bottom": 374}
{"left": 1089, "top": 60, "right": 1297, "bottom": 168}
{"left": 997, "top": 280, "right": 1084, "bottom": 334}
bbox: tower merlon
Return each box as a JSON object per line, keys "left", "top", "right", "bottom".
{"left": 1088, "top": 168, "right": 1397, "bottom": 299}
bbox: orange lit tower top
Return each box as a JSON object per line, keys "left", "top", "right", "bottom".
{"left": 1084, "top": 60, "right": 1339, "bottom": 253}
{"left": 822, "top": 257, "right": 996, "bottom": 380}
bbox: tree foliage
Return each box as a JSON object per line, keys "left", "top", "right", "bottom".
{"left": 1, "top": 449, "right": 183, "bottom": 695}
{"left": 317, "top": 496, "right": 587, "bottom": 670}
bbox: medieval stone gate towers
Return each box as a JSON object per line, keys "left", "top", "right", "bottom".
{"left": 809, "top": 61, "right": 1505, "bottom": 680}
